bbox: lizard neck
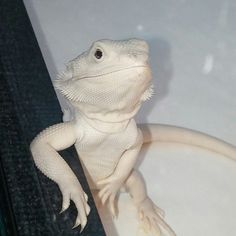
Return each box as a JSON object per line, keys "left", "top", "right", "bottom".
{"left": 75, "top": 111, "right": 131, "bottom": 133}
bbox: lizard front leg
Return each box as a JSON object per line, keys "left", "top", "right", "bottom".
{"left": 30, "top": 122, "right": 90, "bottom": 231}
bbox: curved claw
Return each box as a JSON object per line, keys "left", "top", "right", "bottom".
{"left": 149, "top": 217, "right": 161, "bottom": 235}
{"left": 98, "top": 185, "right": 110, "bottom": 199}
{"left": 60, "top": 190, "right": 70, "bottom": 214}
{"left": 154, "top": 205, "right": 165, "bottom": 218}
{"left": 84, "top": 192, "right": 88, "bottom": 202}
{"left": 80, "top": 219, "right": 87, "bottom": 233}
{"left": 72, "top": 197, "right": 88, "bottom": 231}
{"left": 85, "top": 204, "right": 91, "bottom": 215}
{"left": 59, "top": 183, "right": 90, "bottom": 232}
{"left": 109, "top": 194, "right": 116, "bottom": 218}
{"left": 98, "top": 185, "right": 111, "bottom": 205}
{"left": 153, "top": 215, "right": 176, "bottom": 236}
{"left": 72, "top": 219, "right": 81, "bottom": 229}
{"left": 72, "top": 218, "right": 87, "bottom": 233}
{"left": 101, "top": 191, "right": 111, "bottom": 205}
{"left": 72, "top": 203, "right": 89, "bottom": 232}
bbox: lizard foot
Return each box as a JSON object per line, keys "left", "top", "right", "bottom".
{"left": 97, "top": 174, "right": 124, "bottom": 218}
{"left": 137, "top": 197, "right": 176, "bottom": 236}
{"left": 59, "top": 180, "right": 90, "bottom": 232}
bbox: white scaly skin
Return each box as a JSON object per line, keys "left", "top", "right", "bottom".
{"left": 30, "top": 39, "right": 236, "bottom": 235}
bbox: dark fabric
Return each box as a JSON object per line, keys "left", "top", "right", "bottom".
{"left": 0, "top": 0, "right": 106, "bottom": 235}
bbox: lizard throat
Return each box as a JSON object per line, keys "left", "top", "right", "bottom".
{"left": 76, "top": 112, "right": 131, "bottom": 133}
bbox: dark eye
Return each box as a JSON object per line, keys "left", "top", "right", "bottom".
{"left": 94, "top": 49, "right": 103, "bottom": 59}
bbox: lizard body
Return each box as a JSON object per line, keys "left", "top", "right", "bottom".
{"left": 30, "top": 39, "right": 236, "bottom": 235}
{"left": 74, "top": 116, "right": 140, "bottom": 189}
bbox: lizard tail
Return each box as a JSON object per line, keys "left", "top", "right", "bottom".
{"left": 138, "top": 124, "right": 236, "bottom": 160}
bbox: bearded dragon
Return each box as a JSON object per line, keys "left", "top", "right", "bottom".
{"left": 30, "top": 39, "right": 236, "bottom": 236}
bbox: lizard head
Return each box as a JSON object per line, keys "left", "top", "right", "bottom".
{"left": 55, "top": 39, "right": 153, "bottom": 122}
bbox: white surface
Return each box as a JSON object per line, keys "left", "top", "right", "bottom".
{"left": 96, "top": 143, "right": 236, "bottom": 236}
{"left": 23, "top": 1, "right": 236, "bottom": 235}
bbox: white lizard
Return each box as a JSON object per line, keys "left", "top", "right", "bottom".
{"left": 30, "top": 38, "right": 236, "bottom": 236}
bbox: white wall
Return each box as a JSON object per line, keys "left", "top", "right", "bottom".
{"left": 24, "top": 0, "right": 236, "bottom": 144}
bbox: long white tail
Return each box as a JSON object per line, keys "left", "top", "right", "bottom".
{"left": 138, "top": 124, "right": 236, "bottom": 160}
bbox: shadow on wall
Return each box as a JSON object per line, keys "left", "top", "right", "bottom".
{"left": 136, "top": 37, "right": 173, "bottom": 123}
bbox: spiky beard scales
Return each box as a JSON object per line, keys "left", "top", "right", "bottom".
{"left": 54, "top": 66, "right": 154, "bottom": 123}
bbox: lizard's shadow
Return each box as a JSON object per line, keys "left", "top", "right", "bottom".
{"left": 136, "top": 37, "right": 173, "bottom": 123}
{"left": 136, "top": 37, "right": 173, "bottom": 168}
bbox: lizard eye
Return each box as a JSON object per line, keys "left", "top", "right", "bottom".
{"left": 94, "top": 49, "right": 103, "bottom": 60}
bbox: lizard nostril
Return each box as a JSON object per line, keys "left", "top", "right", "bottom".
{"left": 128, "top": 51, "right": 149, "bottom": 63}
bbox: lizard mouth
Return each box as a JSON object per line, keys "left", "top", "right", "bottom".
{"left": 72, "top": 64, "right": 150, "bottom": 81}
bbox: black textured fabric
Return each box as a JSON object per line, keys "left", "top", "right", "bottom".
{"left": 0, "top": 0, "right": 106, "bottom": 235}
